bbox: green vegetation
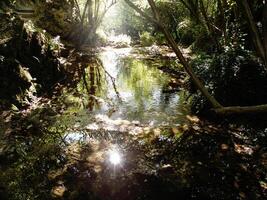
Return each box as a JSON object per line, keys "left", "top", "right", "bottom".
{"left": 0, "top": 0, "right": 267, "bottom": 200}
{"left": 140, "top": 31, "right": 155, "bottom": 46}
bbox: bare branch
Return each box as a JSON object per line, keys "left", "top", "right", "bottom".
{"left": 124, "top": 0, "right": 158, "bottom": 25}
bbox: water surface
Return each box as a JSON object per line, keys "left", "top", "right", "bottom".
{"left": 0, "top": 47, "right": 192, "bottom": 200}
{"left": 57, "top": 47, "right": 190, "bottom": 135}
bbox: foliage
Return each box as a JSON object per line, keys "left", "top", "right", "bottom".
{"left": 175, "top": 19, "right": 207, "bottom": 48}
{"left": 140, "top": 31, "right": 155, "bottom": 46}
{"left": 34, "top": 0, "right": 77, "bottom": 38}
{"left": 68, "top": 0, "right": 117, "bottom": 46}
{"left": 153, "top": 33, "right": 166, "bottom": 45}
{"left": 101, "top": 0, "right": 153, "bottom": 41}
{"left": 156, "top": 0, "right": 188, "bottom": 41}
{"left": 190, "top": 47, "right": 267, "bottom": 113}
{"left": 0, "top": 131, "right": 66, "bottom": 200}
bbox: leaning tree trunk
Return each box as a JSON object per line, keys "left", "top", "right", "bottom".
{"left": 125, "top": 0, "right": 222, "bottom": 109}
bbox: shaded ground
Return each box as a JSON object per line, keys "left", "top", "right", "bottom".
{"left": 1, "top": 109, "right": 266, "bottom": 200}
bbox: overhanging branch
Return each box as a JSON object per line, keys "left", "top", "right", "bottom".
{"left": 124, "top": 0, "right": 158, "bottom": 25}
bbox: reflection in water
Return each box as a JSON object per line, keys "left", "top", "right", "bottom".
{"left": 98, "top": 48, "right": 190, "bottom": 124}
{"left": 58, "top": 48, "right": 191, "bottom": 143}
{"left": 48, "top": 48, "right": 193, "bottom": 164}
{"left": 0, "top": 47, "right": 192, "bottom": 200}
{"left": 64, "top": 131, "right": 87, "bottom": 143}
{"left": 81, "top": 59, "right": 103, "bottom": 111}
{"left": 57, "top": 48, "right": 191, "bottom": 183}
{"left": 60, "top": 48, "right": 190, "bottom": 131}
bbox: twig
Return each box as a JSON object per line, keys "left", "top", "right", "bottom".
{"left": 95, "top": 59, "right": 122, "bottom": 101}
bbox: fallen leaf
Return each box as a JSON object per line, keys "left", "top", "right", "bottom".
{"left": 51, "top": 185, "right": 66, "bottom": 198}
{"left": 234, "top": 144, "right": 254, "bottom": 155}
{"left": 153, "top": 128, "right": 161, "bottom": 137}
{"left": 182, "top": 124, "right": 189, "bottom": 131}
{"left": 192, "top": 125, "right": 201, "bottom": 131}
{"left": 234, "top": 181, "right": 239, "bottom": 188}
{"left": 239, "top": 192, "right": 246, "bottom": 198}
{"left": 186, "top": 115, "right": 200, "bottom": 123}
{"left": 221, "top": 144, "right": 229, "bottom": 150}
{"left": 4, "top": 128, "right": 12, "bottom": 136}
{"left": 172, "top": 127, "right": 180, "bottom": 134}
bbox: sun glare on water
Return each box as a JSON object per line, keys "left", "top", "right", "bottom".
{"left": 108, "top": 149, "right": 122, "bottom": 165}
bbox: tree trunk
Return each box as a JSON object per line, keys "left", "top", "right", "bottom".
{"left": 199, "top": 0, "right": 220, "bottom": 51}
{"left": 74, "top": 0, "right": 82, "bottom": 20}
{"left": 217, "top": 0, "right": 227, "bottom": 45}
{"left": 179, "top": 0, "right": 201, "bottom": 23}
{"left": 81, "top": 0, "right": 90, "bottom": 26}
{"left": 263, "top": 2, "right": 267, "bottom": 68}
{"left": 214, "top": 104, "right": 267, "bottom": 115}
{"left": 238, "top": 0, "right": 266, "bottom": 68}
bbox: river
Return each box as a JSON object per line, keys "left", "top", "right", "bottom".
{"left": 0, "top": 47, "right": 192, "bottom": 200}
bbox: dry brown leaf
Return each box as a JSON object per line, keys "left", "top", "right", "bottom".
{"left": 171, "top": 127, "right": 180, "bottom": 134}
{"left": 192, "top": 125, "right": 201, "bottom": 131}
{"left": 221, "top": 144, "right": 229, "bottom": 150}
{"left": 234, "top": 181, "right": 239, "bottom": 188}
{"left": 186, "top": 115, "right": 200, "bottom": 123}
{"left": 153, "top": 128, "right": 161, "bottom": 137}
{"left": 234, "top": 144, "right": 254, "bottom": 155}
{"left": 239, "top": 192, "right": 246, "bottom": 198}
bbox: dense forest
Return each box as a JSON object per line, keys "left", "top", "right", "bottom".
{"left": 0, "top": 0, "right": 266, "bottom": 199}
